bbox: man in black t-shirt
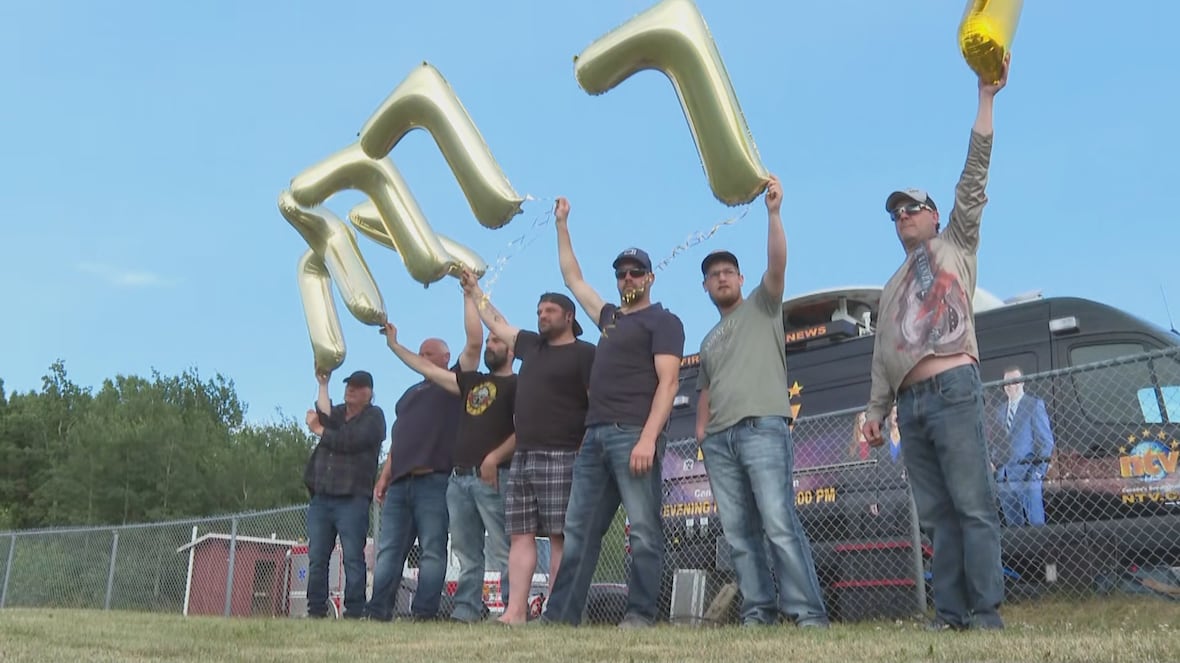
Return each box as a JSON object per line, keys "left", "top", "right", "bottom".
{"left": 545, "top": 197, "right": 685, "bottom": 628}
{"left": 381, "top": 292, "right": 517, "bottom": 623}
{"left": 460, "top": 272, "right": 596, "bottom": 627}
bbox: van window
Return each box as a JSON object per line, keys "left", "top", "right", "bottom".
{"left": 1068, "top": 342, "right": 1159, "bottom": 423}
{"left": 981, "top": 352, "right": 1039, "bottom": 384}
{"left": 1140, "top": 352, "right": 1180, "bottom": 422}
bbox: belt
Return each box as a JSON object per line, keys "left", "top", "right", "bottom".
{"left": 451, "top": 466, "right": 480, "bottom": 477}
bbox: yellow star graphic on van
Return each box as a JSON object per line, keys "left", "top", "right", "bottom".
{"left": 789, "top": 382, "right": 803, "bottom": 398}
{"left": 1158, "top": 431, "right": 1169, "bottom": 441}
{"left": 1172, "top": 440, "right": 1179, "bottom": 451}
{"left": 1143, "top": 429, "right": 1152, "bottom": 438}
{"left": 1120, "top": 446, "right": 1128, "bottom": 454}
{"left": 1128, "top": 435, "right": 1138, "bottom": 444}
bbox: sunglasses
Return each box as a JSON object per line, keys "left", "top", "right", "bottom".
{"left": 889, "top": 202, "right": 932, "bottom": 221}
{"left": 615, "top": 268, "right": 649, "bottom": 280}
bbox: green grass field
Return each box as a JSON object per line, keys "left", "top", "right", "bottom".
{"left": 2, "top": 597, "right": 1179, "bottom": 662}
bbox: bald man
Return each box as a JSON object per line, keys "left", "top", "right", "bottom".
{"left": 364, "top": 336, "right": 461, "bottom": 622}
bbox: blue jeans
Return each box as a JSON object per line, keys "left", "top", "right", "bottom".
{"left": 364, "top": 472, "right": 450, "bottom": 620}
{"left": 306, "top": 494, "right": 371, "bottom": 618}
{"left": 701, "top": 416, "right": 828, "bottom": 626}
{"left": 446, "top": 469, "right": 511, "bottom": 622}
{"left": 544, "top": 423, "right": 665, "bottom": 625}
{"left": 897, "top": 364, "right": 1004, "bottom": 626}
{"left": 996, "top": 466, "right": 1046, "bottom": 527}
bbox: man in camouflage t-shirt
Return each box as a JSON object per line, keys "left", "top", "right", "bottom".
{"left": 862, "top": 54, "right": 1012, "bottom": 632}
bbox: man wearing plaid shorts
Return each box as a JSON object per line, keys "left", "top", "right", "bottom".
{"left": 461, "top": 271, "right": 596, "bottom": 627}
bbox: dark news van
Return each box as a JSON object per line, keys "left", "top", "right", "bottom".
{"left": 652, "top": 286, "right": 1180, "bottom": 621}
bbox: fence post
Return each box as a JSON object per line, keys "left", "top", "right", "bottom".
{"left": 104, "top": 530, "right": 120, "bottom": 610}
{"left": 0, "top": 534, "right": 15, "bottom": 609}
{"left": 906, "top": 483, "right": 927, "bottom": 613}
{"left": 183, "top": 525, "right": 197, "bottom": 616}
{"left": 224, "top": 517, "right": 239, "bottom": 617}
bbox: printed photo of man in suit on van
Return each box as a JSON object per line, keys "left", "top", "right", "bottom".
{"left": 990, "top": 366, "right": 1056, "bottom": 527}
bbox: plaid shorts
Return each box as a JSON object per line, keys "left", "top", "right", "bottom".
{"left": 505, "top": 449, "right": 577, "bottom": 536}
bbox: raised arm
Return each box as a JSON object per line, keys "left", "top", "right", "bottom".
{"left": 381, "top": 321, "right": 460, "bottom": 396}
{"left": 459, "top": 269, "right": 521, "bottom": 348}
{"left": 762, "top": 175, "right": 786, "bottom": 301}
{"left": 315, "top": 372, "right": 332, "bottom": 417}
{"left": 944, "top": 53, "right": 1008, "bottom": 254}
{"left": 458, "top": 292, "right": 483, "bottom": 372}
{"left": 553, "top": 197, "right": 606, "bottom": 324}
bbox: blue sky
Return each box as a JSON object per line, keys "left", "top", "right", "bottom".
{"left": 1, "top": 1, "right": 1177, "bottom": 429}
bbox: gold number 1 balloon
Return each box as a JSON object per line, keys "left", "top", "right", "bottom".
{"left": 348, "top": 200, "right": 489, "bottom": 279}
{"left": 574, "top": 0, "right": 769, "bottom": 206}
{"left": 289, "top": 143, "right": 458, "bottom": 285}
{"left": 279, "top": 191, "right": 386, "bottom": 326}
{"left": 958, "top": 0, "right": 1023, "bottom": 84}
{"left": 296, "top": 250, "right": 347, "bottom": 375}
{"left": 280, "top": 191, "right": 387, "bottom": 374}
{"left": 359, "top": 62, "right": 525, "bottom": 230}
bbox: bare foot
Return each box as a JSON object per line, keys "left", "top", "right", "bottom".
{"left": 496, "top": 614, "right": 526, "bottom": 627}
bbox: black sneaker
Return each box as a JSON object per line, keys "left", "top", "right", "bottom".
{"left": 925, "top": 617, "right": 967, "bottom": 632}
{"left": 969, "top": 612, "right": 1005, "bottom": 630}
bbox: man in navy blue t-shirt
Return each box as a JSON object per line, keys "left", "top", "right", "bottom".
{"left": 543, "top": 196, "right": 685, "bottom": 628}
{"left": 363, "top": 335, "right": 459, "bottom": 621}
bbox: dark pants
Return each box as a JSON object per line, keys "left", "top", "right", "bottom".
{"left": 700, "top": 416, "right": 828, "bottom": 626}
{"left": 306, "top": 494, "right": 371, "bottom": 618}
{"left": 544, "top": 423, "right": 665, "bottom": 625}
{"left": 897, "top": 364, "right": 1005, "bottom": 627}
{"left": 364, "top": 472, "right": 450, "bottom": 620}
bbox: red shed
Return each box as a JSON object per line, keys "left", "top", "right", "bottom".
{"left": 177, "top": 533, "right": 297, "bottom": 617}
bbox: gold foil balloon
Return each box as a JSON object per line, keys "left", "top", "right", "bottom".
{"left": 348, "top": 201, "right": 488, "bottom": 278}
{"left": 289, "top": 143, "right": 456, "bottom": 285}
{"left": 574, "top": 0, "right": 769, "bottom": 207}
{"left": 958, "top": 0, "right": 1023, "bottom": 84}
{"left": 359, "top": 62, "right": 525, "bottom": 229}
{"left": 278, "top": 191, "right": 386, "bottom": 326}
{"left": 296, "top": 249, "right": 347, "bottom": 375}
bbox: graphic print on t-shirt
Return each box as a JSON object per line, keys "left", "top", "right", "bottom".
{"left": 465, "top": 380, "right": 497, "bottom": 416}
{"left": 895, "top": 242, "right": 970, "bottom": 355}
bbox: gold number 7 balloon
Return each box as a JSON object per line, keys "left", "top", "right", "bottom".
{"left": 573, "top": 0, "right": 770, "bottom": 207}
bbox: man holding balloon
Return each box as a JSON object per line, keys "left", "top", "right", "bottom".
{"left": 862, "top": 53, "right": 1012, "bottom": 632}
{"left": 543, "top": 198, "right": 686, "bottom": 628}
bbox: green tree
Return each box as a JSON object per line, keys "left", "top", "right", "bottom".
{"left": 0, "top": 362, "right": 317, "bottom": 529}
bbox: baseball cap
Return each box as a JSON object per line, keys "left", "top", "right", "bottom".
{"left": 700, "top": 249, "right": 740, "bottom": 276}
{"left": 342, "top": 370, "right": 374, "bottom": 389}
{"left": 538, "top": 292, "right": 584, "bottom": 337}
{"left": 612, "top": 247, "right": 653, "bottom": 272}
{"left": 885, "top": 188, "right": 938, "bottom": 213}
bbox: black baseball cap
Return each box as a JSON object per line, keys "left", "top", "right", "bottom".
{"left": 538, "top": 292, "right": 584, "bottom": 337}
{"left": 612, "top": 247, "right": 653, "bottom": 272}
{"left": 700, "top": 249, "right": 740, "bottom": 276}
{"left": 342, "top": 370, "right": 374, "bottom": 388}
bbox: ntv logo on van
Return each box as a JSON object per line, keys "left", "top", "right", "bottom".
{"left": 1119, "top": 428, "right": 1180, "bottom": 504}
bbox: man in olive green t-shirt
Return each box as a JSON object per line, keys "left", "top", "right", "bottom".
{"left": 694, "top": 175, "right": 829, "bottom": 628}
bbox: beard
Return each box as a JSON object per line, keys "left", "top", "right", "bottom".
{"left": 708, "top": 287, "right": 740, "bottom": 309}
{"left": 620, "top": 285, "right": 647, "bottom": 305}
{"left": 484, "top": 350, "right": 507, "bottom": 372}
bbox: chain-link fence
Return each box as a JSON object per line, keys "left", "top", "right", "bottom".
{"left": 4, "top": 347, "right": 1180, "bottom": 624}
